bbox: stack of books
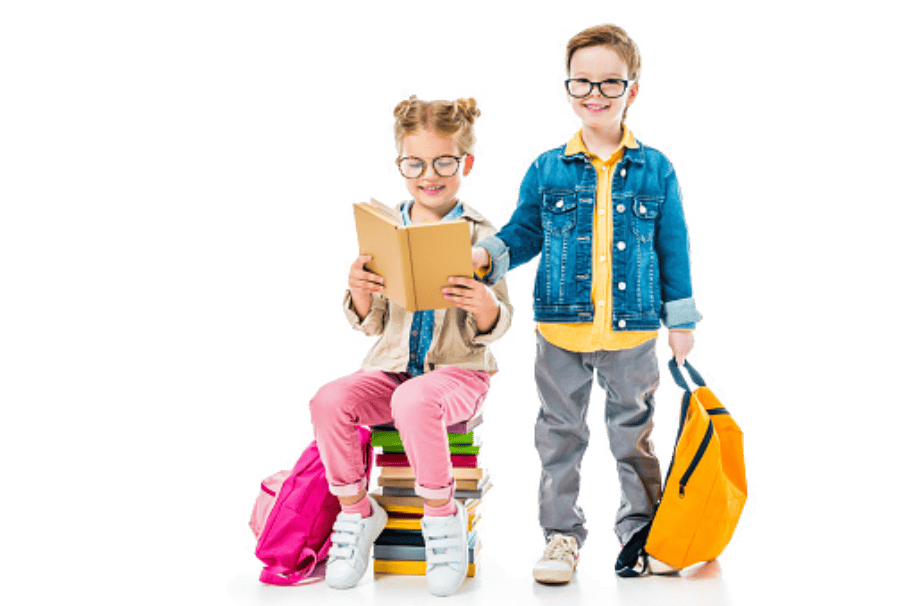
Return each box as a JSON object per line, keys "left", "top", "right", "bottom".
{"left": 369, "top": 414, "right": 490, "bottom": 577}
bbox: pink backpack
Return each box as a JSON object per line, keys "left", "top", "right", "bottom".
{"left": 250, "top": 427, "right": 373, "bottom": 585}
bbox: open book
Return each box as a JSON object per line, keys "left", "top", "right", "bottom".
{"left": 353, "top": 199, "right": 472, "bottom": 312}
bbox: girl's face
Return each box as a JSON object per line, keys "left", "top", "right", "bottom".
{"left": 400, "top": 129, "right": 472, "bottom": 220}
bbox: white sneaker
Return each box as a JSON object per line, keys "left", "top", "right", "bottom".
{"left": 421, "top": 501, "right": 469, "bottom": 597}
{"left": 533, "top": 534, "right": 579, "bottom": 584}
{"left": 619, "top": 551, "right": 681, "bottom": 577}
{"left": 325, "top": 496, "right": 388, "bottom": 589}
{"left": 647, "top": 553, "right": 681, "bottom": 575}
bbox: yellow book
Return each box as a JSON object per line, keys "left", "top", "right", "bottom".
{"left": 353, "top": 199, "right": 472, "bottom": 312}
{"left": 373, "top": 560, "right": 478, "bottom": 577}
{"left": 385, "top": 512, "right": 480, "bottom": 531}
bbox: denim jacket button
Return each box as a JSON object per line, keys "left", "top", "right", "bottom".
{"left": 618, "top": 282, "right": 626, "bottom": 290}
{"left": 617, "top": 241, "right": 626, "bottom": 251}
{"left": 616, "top": 204, "right": 626, "bottom": 213}
{"left": 620, "top": 168, "right": 627, "bottom": 177}
{"left": 618, "top": 320, "right": 627, "bottom": 328}
{"left": 639, "top": 205, "right": 647, "bottom": 213}
{"left": 556, "top": 199, "right": 564, "bottom": 208}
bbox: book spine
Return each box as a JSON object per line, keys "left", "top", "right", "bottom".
{"left": 371, "top": 431, "right": 474, "bottom": 447}
{"left": 372, "top": 560, "right": 477, "bottom": 577}
{"left": 376, "top": 454, "right": 478, "bottom": 467}
{"left": 373, "top": 544, "right": 476, "bottom": 563}
{"left": 381, "top": 486, "right": 486, "bottom": 499}
{"left": 371, "top": 413, "right": 482, "bottom": 434}
{"left": 385, "top": 513, "right": 478, "bottom": 531}
{"left": 379, "top": 466, "right": 485, "bottom": 480}
{"left": 396, "top": 227, "right": 417, "bottom": 311}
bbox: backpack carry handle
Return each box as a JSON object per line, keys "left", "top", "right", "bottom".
{"left": 668, "top": 359, "right": 706, "bottom": 393}
{"left": 667, "top": 359, "right": 714, "bottom": 464}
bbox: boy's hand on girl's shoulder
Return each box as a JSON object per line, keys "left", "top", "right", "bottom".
{"left": 349, "top": 255, "right": 384, "bottom": 319}
{"left": 471, "top": 247, "right": 491, "bottom": 273}
{"left": 668, "top": 329, "right": 695, "bottom": 366}
{"left": 443, "top": 276, "right": 500, "bottom": 333}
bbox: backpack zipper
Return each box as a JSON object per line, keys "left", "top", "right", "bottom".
{"left": 678, "top": 408, "right": 729, "bottom": 497}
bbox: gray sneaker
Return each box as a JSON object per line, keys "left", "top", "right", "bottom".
{"left": 533, "top": 534, "right": 579, "bottom": 584}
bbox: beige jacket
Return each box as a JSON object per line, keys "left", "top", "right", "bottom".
{"left": 343, "top": 201, "right": 512, "bottom": 375}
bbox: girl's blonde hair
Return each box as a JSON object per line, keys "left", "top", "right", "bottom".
{"left": 393, "top": 96, "right": 481, "bottom": 156}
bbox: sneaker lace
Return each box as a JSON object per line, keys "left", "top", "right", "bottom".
{"left": 543, "top": 535, "right": 576, "bottom": 564}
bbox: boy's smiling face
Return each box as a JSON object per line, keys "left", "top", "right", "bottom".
{"left": 568, "top": 44, "right": 638, "bottom": 133}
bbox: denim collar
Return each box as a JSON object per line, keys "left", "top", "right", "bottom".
{"left": 560, "top": 128, "right": 645, "bottom": 166}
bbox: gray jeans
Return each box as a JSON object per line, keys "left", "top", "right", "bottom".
{"left": 534, "top": 331, "right": 662, "bottom": 547}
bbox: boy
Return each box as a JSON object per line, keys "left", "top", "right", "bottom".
{"left": 473, "top": 24, "right": 701, "bottom": 581}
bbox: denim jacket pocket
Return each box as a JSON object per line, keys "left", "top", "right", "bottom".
{"left": 541, "top": 191, "right": 578, "bottom": 234}
{"left": 630, "top": 195, "right": 662, "bottom": 243}
{"left": 538, "top": 191, "right": 579, "bottom": 303}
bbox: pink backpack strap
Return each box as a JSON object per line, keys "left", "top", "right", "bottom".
{"left": 258, "top": 547, "right": 319, "bottom": 586}
{"left": 315, "top": 538, "right": 332, "bottom": 564}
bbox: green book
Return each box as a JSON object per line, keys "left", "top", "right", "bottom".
{"left": 380, "top": 443, "right": 481, "bottom": 455}
{"left": 372, "top": 430, "right": 474, "bottom": 448}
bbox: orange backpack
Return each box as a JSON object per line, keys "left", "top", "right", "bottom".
{"left": 645, "top": 360, "right": 747, "bottom": 570}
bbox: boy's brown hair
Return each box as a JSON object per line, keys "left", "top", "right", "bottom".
{"left": 566, "top": 24, "right": 641, "bottom": 81}
{"left": 392, "top": 96, "right": 481, "bottom": 156}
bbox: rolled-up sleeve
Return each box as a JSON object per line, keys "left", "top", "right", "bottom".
{"left": 662, "top": 298, "right": 701, "bottom": 328}
{"left": 475, "top": 235, "right": 510, "bottom": 286}
{"left": 342, "top": 290, "right": 388, "bottom": 336}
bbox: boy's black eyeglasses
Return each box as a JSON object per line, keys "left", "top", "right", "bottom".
{"left": 397, "top": 155, "right": 465, "bottom": 179}
{"left": 564, "top": 78, "right": 633, "bottom": 99}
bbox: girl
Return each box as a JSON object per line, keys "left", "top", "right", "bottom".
{"left": 309, "top": 96, "right": 512, "bottom": 597}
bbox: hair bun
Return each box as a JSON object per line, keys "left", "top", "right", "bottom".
{"left": 455, "top": 97, "right": 481, "bottom": 123}
{"left": 393, "top": 95, "right": 419, "bottom": 119}
{"left": 392, "top": 96, "right": 480, "bottom": 155}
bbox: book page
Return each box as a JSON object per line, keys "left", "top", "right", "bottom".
{"left": 353, "top": 202, "right": 411, "bottom": 309}
{"left": 405, "top": 220, "right": 472, "bottom": 310}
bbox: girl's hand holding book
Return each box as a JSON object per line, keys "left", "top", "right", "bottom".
{"left": 442, "top": 277, "right": 500, "bottom": 334}
{"left": 349, "top": 254, "right": 384, "bottom": 320}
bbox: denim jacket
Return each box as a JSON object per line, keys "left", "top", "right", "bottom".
{"left": 477, "top": 138, "right": 701, "bottom": 330}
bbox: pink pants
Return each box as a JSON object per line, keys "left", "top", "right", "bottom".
{"left": 309, "top": 367, "right": 490, "bottom": 500}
